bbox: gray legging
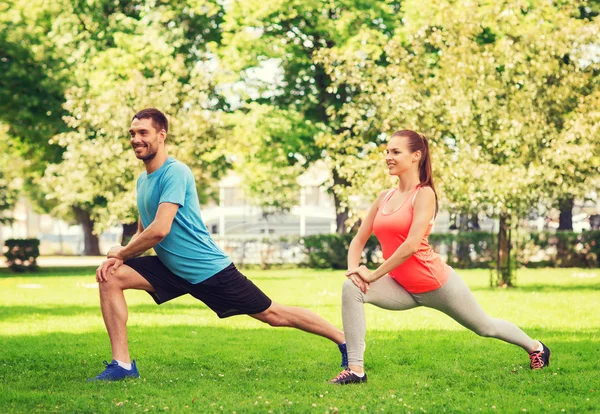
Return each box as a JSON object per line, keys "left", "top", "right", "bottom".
{"left": 342, "top": 270, "right": 536, "bottom": 367}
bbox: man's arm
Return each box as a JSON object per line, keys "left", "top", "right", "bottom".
{"left": 126, "top": 217, "right": 145, "bottom": 245}
{"left": 107, "top": 202, "right": 180, "bottom": 261}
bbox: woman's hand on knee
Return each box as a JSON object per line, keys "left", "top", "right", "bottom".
{"left": 349, "top": 274, "right": 369, "bottom": 294}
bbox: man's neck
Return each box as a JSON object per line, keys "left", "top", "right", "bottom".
{"left": 144, "top": 152, "right": 169, "bottom": 174}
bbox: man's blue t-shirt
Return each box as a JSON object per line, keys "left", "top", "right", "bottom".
{"left": 136, "top": 157, "right": 232, "bottom": 283}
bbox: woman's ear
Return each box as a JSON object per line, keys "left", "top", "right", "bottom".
{"left": 412, "top": 150, "right": 422, "bottom": 163}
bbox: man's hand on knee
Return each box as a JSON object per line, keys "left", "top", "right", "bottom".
{"left": 96, "top": 258, "right": 121, "bottom": 283}
{"left": 110, "top": 259, "right": 124, "bottom": 275}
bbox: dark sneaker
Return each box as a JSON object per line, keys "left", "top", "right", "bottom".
{"left": 529, "top": 342, "right": 551, "bottom": 370}
{"left": 329, "top": 369, "right": 367, "bottom": 385}
{"left": 338, "top": 343, "right": 348, "bottom": 369}
{"left": 88, "top": 359, "right": 139, "bottom": 381}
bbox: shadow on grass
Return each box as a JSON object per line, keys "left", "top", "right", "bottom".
{"left": 0, "top": 302, "right": 210, "bottom": 321}
{"left": 0, "top": 301, "right": 343, "bottom": 322}
{"left": 470, "top": 283, "right": 600, "bottom": 292}
{"left": 0, "top": 267, "right": 97, "bottom": 278}
{"left": 0, "top": 267, "right": 303, "bottom": 283}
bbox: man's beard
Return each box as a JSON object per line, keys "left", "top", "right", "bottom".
{"left": 134, "top": 146, "right": 158, "bottom": 161}
{"left": 138, "top": 151, "right": 157, "bottom": 162}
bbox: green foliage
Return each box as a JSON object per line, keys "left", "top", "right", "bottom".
{"left": 220, "top": 0, "right": 403, "bottom": 230}
{"left": 3, "top": 238, "right": 40, "bottom": 272}
{"left": 0, "top": 0, "right": 68, "bottom": 168}
{"left": 317, "top": 0, "right": 600, "bottom": 217}
{"left": 302, "top": 233, "right": 381, "bottom": 269}
{"left": 28, "top": 0, "right": 229, "bottom": 233}
{"left": 223, "top": 104, "right": 323, "bottom": 211}
{"left": 316, "top": 0, "right": 600, "bottom": 284}
{"left": 0, "top": 126, "right": 21, "bottom": 223}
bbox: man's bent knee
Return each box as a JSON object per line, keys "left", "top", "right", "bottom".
{"left": 99, "top": 265, "right": 153, "bottom": 292}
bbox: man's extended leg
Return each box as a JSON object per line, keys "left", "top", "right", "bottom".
{"left": 98, "top": 264, "right": 155, "bottom": 363}
{"left": 251, "top": 302, "right": 345, "bottom": 344}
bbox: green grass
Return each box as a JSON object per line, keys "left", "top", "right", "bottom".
{"left": 1, "top": 267, "right": 599, "bottom": 413}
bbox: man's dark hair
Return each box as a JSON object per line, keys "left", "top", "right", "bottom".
{"left": 132, "top": 108, "right": 169, "bottom": 133}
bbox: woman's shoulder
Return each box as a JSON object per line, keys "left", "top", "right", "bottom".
{"left": 376, "top": 188, "right": 394, "bottom": 202}
{"left": 413, "top": 185, "right": 436, "bottom": 205}
{"left": 417, "top": 185, "right": 435, "bottom": 196}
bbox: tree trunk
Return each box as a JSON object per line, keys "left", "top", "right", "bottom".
{"left": 456, "top": 213, "right": 470, "bottom": 267}
{"left": 331, "top": 168, "right": 350, "bottom": 234}
{"left": 121, "top": 222, "right": 138, "bottom": 246}
{"left": 558, "top": 197, "right": 574, "bottom": 231}
{"left": 73, "top": 206, "right": 101, "bottom": 256}
{"left": 556, "top": 196, "right": 574, "bottom": 266}
{"left": 469, "top": 213, "right": 480, "bottom": 230}
{"left": 496, "top": 213, "right": 513, "bottom": 287}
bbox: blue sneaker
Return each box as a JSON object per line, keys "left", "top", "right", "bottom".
{"left": 339, "top": 343, "right": 348, "bottom": 369}
{"left": 88, "top": 360, "right": 139, "bottom": 381}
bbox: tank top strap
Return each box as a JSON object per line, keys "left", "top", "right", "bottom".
{"left": 410, "top": 185, "right": 422, "bottom": 208}
{"left": 379, "top": 188, "right": 396, "bottom": 208}
{"left": 411, "top": 185, "right": 436, "bottom": 223}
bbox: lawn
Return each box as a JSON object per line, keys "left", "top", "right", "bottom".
{"left": 1, "top": 266, "right": 599, "bottom": 413}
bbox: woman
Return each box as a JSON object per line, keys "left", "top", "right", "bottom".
{"left": 329, "top": 130, "right": 550, "bottom": 385}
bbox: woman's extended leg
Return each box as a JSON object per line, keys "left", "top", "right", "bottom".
{"left": 414, "top": 271, "right": 537, "bottom": 352}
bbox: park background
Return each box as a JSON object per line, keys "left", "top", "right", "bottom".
{"left": 1, "top": 0, "right": 599, "bottom": 412}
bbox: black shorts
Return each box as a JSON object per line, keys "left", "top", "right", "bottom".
{"left": 124, "top": 256, "right": 272, "bottom": 318}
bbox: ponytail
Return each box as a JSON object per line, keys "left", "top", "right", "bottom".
{"left": 391, "top": 130, "right": 439, "bottom": 214}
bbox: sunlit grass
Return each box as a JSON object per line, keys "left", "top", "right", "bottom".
{"left": 1, "top": 266, "right": 598, "bottom": 412}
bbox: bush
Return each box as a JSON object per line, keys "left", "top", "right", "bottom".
{"left": 429, "top": 231, "right": 496, "bottom": 269}
{"left": 301, "top": 234, "right": 381, "bottom": 269}
{"left": 3, "top": 238, "right": 40, "bottom": 272}
{"left": 301, "top": 230, "right": 600, "bottom": 270}
{"left": 524, "top": 230, "right": 600, "bottom": 268}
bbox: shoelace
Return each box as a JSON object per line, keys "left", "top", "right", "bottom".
{"left": 332, "top": 370, "right": 352, "bottom": 381}
{"left": 96, "top": 360, "right": 119, "bottom": 378}
{"left": 529, "top": 351, "right": 545, "bottom": 369}
{"left": 340, "top": 349, "right": 348, "bottom": 368}
{"left": 340, "top": 355, "right": 348, "bottom": 368}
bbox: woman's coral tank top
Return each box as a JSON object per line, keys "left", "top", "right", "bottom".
{"left": 372, "top": 186, "right": 451, "bottom": 293}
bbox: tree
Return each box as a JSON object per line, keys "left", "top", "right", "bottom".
{"left": 0, "top": 124, "right": 21, "bottom": 226}
{"left": 0, "top": 0, "right": 68, "bottom": 168}
{"left": 222, "top": 103, "right": 324, "bottom": 212}
{"left": 220, "top": 0, "right": 402, "bottom": 233}
{"left": 317, "top": 0, "right": 600, "bottom": 285}
{"left": 39, "top": 1, "right": 229, "bottom": 253}
{"left": 3, "top": 0, "right": 228, "bottom": 254}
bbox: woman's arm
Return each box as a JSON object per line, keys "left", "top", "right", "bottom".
{"left": 345, "top": 190, "right": 388, "bottom": 293}
{"left": 347, "top": 190, "right": 388, "bottom": 269}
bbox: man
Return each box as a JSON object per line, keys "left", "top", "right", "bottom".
{"left": 90, "top": 108, "right": 347, "bottom": 381}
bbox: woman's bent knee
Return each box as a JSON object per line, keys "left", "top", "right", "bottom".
{"left": 342, "top": 278, "right": 363, "bottom": 302}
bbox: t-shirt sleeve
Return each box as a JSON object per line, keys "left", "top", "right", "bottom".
{"left": 159, "top": 164, "right": 189, "bottom": 207}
